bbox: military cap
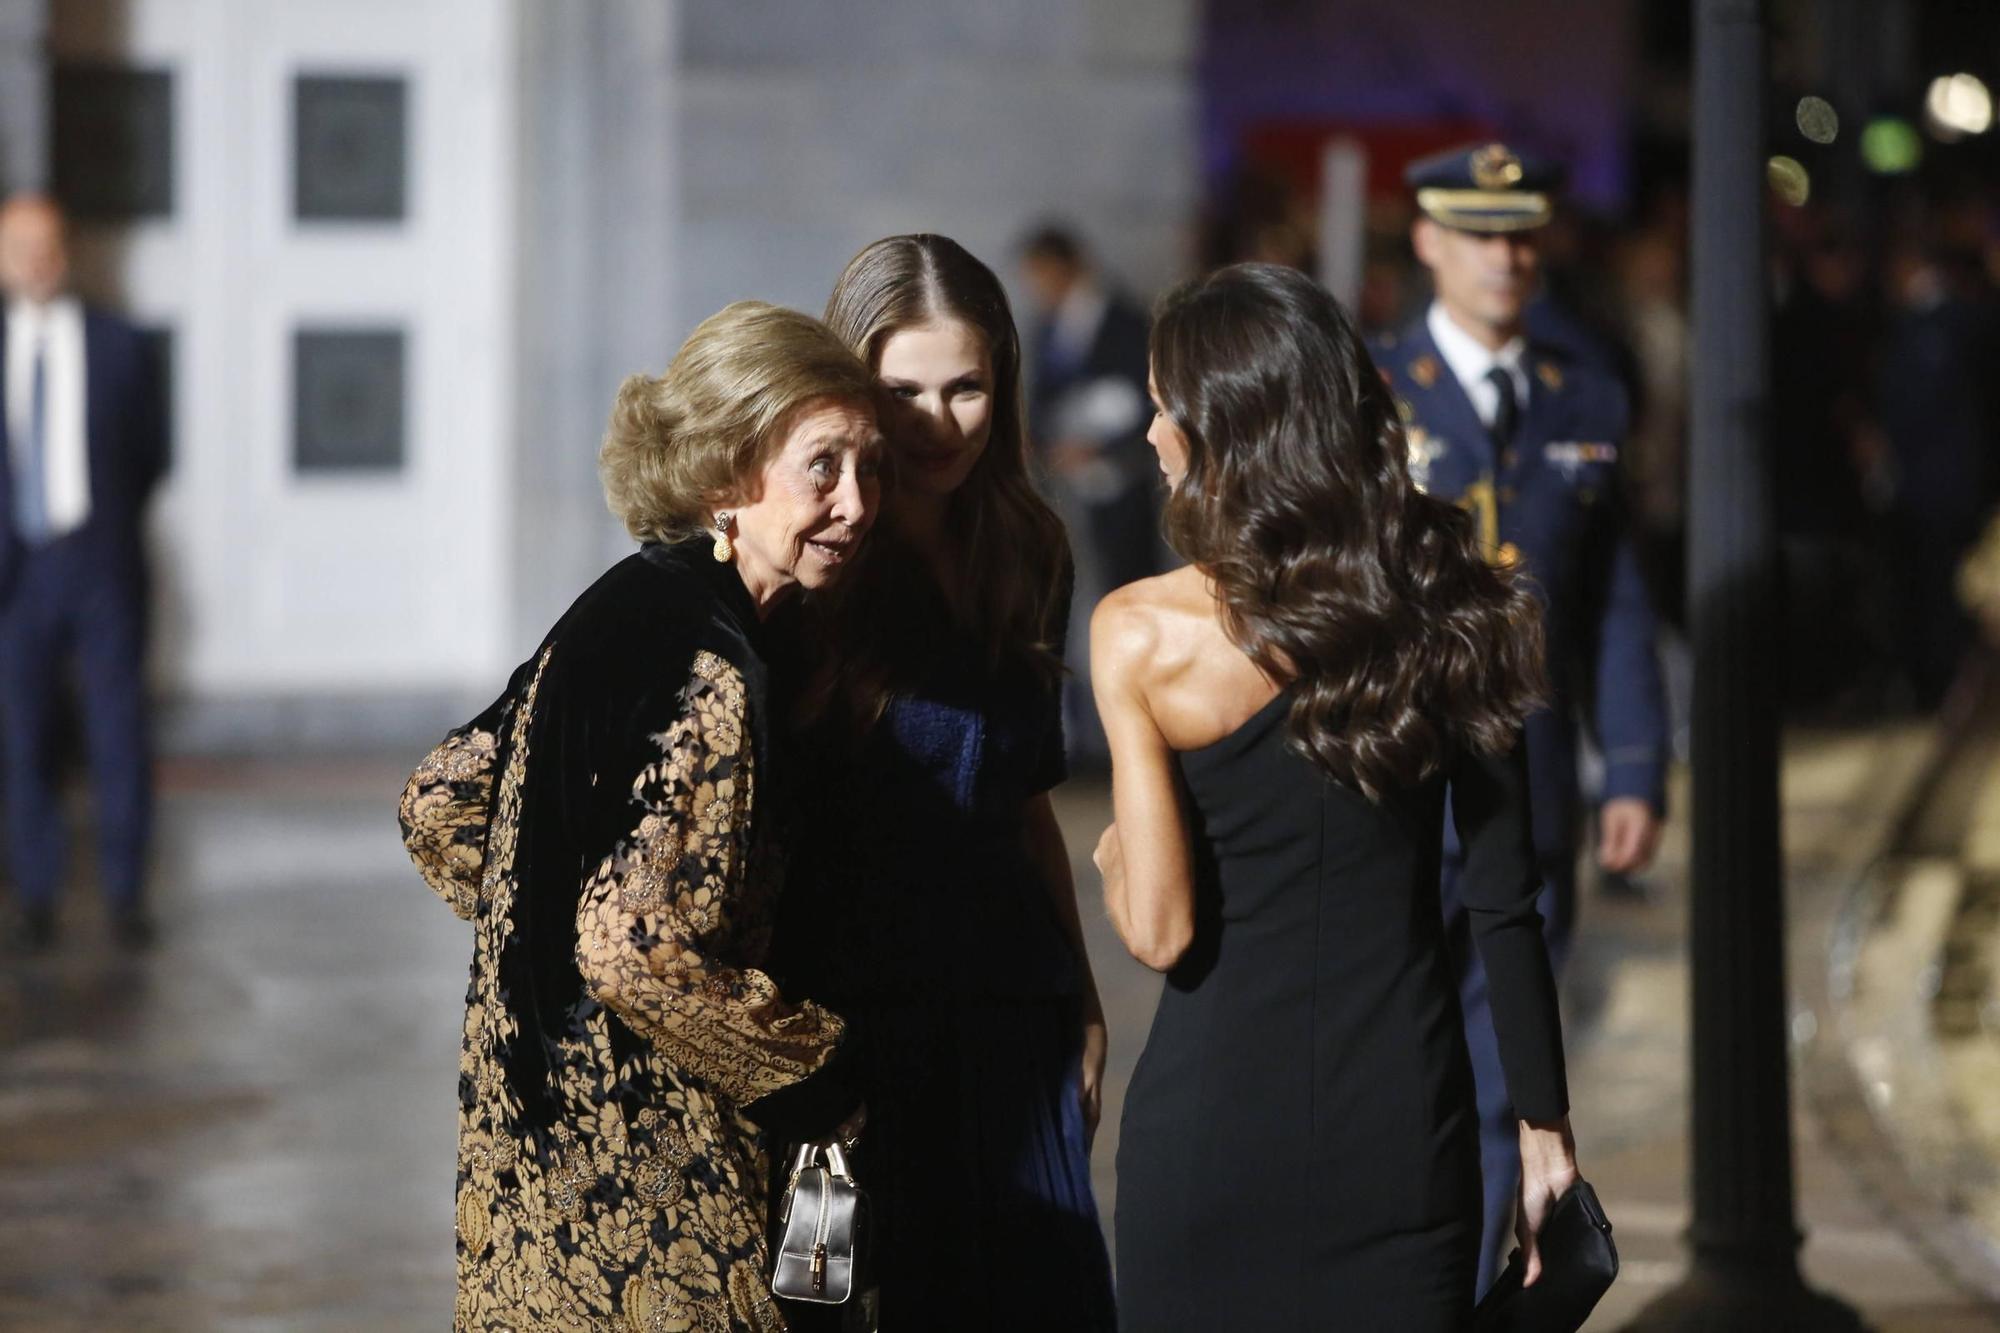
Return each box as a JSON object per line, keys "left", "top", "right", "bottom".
{"left": 1405, "top": 142, "right": 1564, "bottom": 233}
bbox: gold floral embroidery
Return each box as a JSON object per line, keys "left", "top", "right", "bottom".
{"left": 399, "top": 725, "right": 500, "bottom": 919}
{"left": 407, "top": 643, "right": 834, "bottom": 1332}
{"left": 574, "top": 654, "right": 844, "bottom": 1106}
{"left": 633, "top": 1158, "right": 686, "bottom": 1209}
{"left": 728, "top": 1263, "right": 781, "bottom": 1328}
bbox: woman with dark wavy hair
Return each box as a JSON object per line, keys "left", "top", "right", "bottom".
{"left": 1091, "top": 263, "right": 1577, "bottom": 1330}
{"left": 773, "top": 234, "right": 1116, "bottom": 1329}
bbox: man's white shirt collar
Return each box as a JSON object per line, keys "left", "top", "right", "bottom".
{"left": 1426, "top": 302, "right": 1529, "bottom": 432}
{"left": 7, "top": 294, "right": 91, "bottom": 538}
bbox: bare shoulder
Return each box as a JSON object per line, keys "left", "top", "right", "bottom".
{"left": 1092, "top": 568, "right": 1207, "bottom": 667}
{"left": 1090, "top": 577, "right": 1160, "bottom": 652}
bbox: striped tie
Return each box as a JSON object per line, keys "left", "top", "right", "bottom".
{"left": 13, "top": 337, "right": 47, "bottom": 543}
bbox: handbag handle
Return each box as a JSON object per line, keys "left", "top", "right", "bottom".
{"left": 782, "top": 1138, "right": 857, "bottom": 1211}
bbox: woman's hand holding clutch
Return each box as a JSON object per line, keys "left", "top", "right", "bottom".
{"left": 1516, "top": 1115, "right": 1580, "bottom": 1287}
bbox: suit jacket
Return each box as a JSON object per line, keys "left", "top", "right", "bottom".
{"left": 0, "top": 303, "right": 167, "bottom": 596}
{"left": 1029, "top": 288, "right": 1152, "bottom": 497}
{"left": 1375, "top": 316, "right": 1667, "bottom": 859}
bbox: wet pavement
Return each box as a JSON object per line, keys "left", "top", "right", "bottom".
{"left": 0, "top": 759, "right": 463, "bottom": 1331}
{"left": 2, "top": 732, "right": 1999, "bottom": 1328}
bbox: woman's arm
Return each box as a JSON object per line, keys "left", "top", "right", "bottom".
{"left": 398, "top": 687, "right": 514, "bottom": 920}
{"left": 1025, "top": 793, "right": 1108, "bottom": 1143}
{"left": 1089, "top": 594, "right": 1196, "bottom": 972}
{"left": 574, "top": 651, "right": 857, "bottom": 1135}
{"left": 1450, "top": 735, "right": 1578, "bottom": 1285}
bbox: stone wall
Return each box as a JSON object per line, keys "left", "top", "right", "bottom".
{"left": 0, "top": 0, "right": 45, "bottom": 193}
{"left": 676, "top": 0, "right": 1199, "bottom": 326}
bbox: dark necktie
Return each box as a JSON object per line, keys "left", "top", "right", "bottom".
{"left": 14, "top": 336, "right": 48, "bottom": 543}
{"left": 1486, "top": 365, "right": 1519, "bottom": 451}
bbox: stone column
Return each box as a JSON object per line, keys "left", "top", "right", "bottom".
{"left": 508, "top": 0, "right": 680, "bottom": 652}
{"left": 0, "top": 0, "right": 48, "bottom": 193}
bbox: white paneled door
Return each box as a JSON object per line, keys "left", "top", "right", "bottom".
{"left": 52, "top": 0, "right": 518, "bottom": 701}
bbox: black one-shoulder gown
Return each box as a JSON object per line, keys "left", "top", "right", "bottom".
{"left": 1113, "top": 691, "right": 1568, "bottom": 1331}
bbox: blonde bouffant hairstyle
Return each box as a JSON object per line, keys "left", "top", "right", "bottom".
{"left": 599, "top": 300, "right": 877, "bottom": 543}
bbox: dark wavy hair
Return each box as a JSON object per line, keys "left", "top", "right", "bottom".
{"left": 1150, "top": 262, "right": 1546, "bottom": 799}
{"left": 811, "top": 234, "right": 1070, "bottom": 729}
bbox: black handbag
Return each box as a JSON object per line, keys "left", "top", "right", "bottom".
{"left": 771, "top": 1141, "right": 871, "bottom": 1305}
{"left": 1471, "top": 1179, "right": 1618, "bottom": 1332}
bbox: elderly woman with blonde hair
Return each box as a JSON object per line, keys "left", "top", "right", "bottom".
{"left": 400, "top": 301, "right": 883, "bottom": 1332}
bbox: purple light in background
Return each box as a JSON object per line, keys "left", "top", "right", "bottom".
{"left": 1197, "top": 0, "right": 1636, "bottom": 213}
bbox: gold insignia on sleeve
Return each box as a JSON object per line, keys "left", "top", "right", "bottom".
{"left": 1471, "top": 144, "right": 1525, "bottom": 190}
{"left": 1544, "top": 441, "right": 1618, "bottom": 470}
{"left": 1462, "top": 477, "right": 1501, "bottom": 555}
{"left": 1406, "top": 427, "right": 1444, "bottom": 492}
{"left": 1536, "top": 362, "right": 1564, "bottom": 391}
{"left": 1395, "top": 397, "right": 1415, "bottom": 424}
{"left": 1411, "top": 355, "right": 1439, "bottom": 388}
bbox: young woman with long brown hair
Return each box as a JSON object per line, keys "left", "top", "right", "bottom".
{"left": 1092, "top": 263, "right": 1579, "bottom": 1330}
{"left": 774, "top": 234, "right": 1115, "bottom": 1329}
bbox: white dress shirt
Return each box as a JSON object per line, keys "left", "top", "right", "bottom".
{"left": 1426, "top": 301, "right": 1529, "bottom": 434}
{"left": 1044, "top": 281, "right": 1145, "bottom": 503}
{"left": 7, "top": 295, "right": 90, "bottom": 539}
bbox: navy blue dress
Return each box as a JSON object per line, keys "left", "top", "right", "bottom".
{"left": 776, "top": 588, "right": 1116, "bottom": 1331}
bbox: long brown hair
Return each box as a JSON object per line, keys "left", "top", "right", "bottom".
{"left": 814, "top": 234, "right": 1070, "bottom": 727}
{"left": 1151, "top": 262, "right": 1546, "bottom": 798}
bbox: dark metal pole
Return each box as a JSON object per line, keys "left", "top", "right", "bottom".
{"left": 1630, "top": 0, "right": 1861, "bottom": 1326}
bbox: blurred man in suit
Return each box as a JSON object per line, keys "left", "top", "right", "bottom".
{"left": 0, "top": 193, "right": 165, "bottom": 949}
{"left": 1376, "top": 145, "right": 1668, "bottom": 1293}
{"left": 1020, "top": 225, "right": 1157, "bottom": 764}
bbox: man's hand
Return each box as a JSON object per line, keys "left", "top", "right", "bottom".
{"left": 1597, "top": 797, "right": 1661, "bottom": 874}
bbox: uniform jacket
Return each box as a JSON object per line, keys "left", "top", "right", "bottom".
{"left": 1375, "top": 316, "right": 1667, "bottom": 858}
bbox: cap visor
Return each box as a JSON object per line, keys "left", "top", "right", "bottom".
{"left": 1415, "top": 188, "right": 1552, "bottom": 232}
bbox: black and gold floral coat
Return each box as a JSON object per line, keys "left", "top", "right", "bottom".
{"left": 400, "top": 538, "right": 857, "bottom": 1332}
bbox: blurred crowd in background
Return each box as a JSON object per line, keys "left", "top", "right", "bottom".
{"left": 9, "top": 0, "right": 2000, "bottom": 874}
{"left": 1021, "top": 0, "right": 2000, "bottom": 756}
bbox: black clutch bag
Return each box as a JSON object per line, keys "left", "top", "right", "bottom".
{"left": 1471, "top": 1179, "right": 1618, "bottom": 1333}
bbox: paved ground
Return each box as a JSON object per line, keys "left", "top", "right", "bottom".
{"left": 1, "top": 728, "right": 1998, "bottom": 1328}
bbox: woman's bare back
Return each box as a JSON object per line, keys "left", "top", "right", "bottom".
{"left": 1097, "top": 565, "right": 1284, "bottom": 753}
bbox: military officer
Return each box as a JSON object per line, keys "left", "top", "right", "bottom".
{"left": 1377, "top": 142, "right": 1669, "bottom": 1294}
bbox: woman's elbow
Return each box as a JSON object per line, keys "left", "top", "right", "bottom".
{"left": 573, "top": 925, "right": 646, "bottom": 1020}
{"left": 1120, "top": 915, "right": 1193, "bottom": 972}
{"left": 576, "top": 955, "right": 624, "bottom": 1013}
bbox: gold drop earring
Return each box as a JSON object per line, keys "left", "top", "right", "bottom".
{"left": 712, "top": 512, "right": 734, "bottom": 563}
